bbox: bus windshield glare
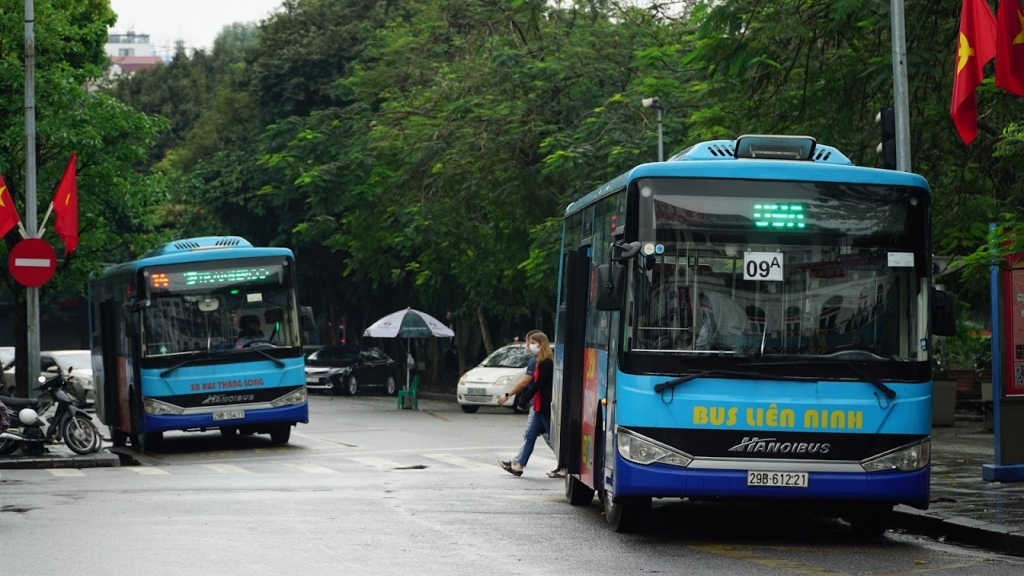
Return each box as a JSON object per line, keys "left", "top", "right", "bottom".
{"left": 140, "top": 258, "right": 301, "bottom": 357}
{"left": 628, "top": 177, "right": 929, "bottom": 369}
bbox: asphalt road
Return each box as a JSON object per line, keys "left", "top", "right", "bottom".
{"left": 1, "top": 393, "right": 1022, "bottom": 575}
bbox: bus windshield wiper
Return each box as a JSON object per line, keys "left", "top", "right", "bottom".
{"left": 751, "top": 356, "right": 897, "bottom": 400}
{"left": 653, "top": 370, "right": 815, "bottom": 394}
{"left": 160, "top": 348, "right": 285, "bottom": 378}
{"left": 159, "top": 352, "right": 221, "bottom": 378}
{"left": 237, "top": 347, "right": 285, "bottom": 368}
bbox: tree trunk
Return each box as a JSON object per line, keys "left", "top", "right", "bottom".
{"left": 476, "top": 305, "right": 493, "bottom": 356}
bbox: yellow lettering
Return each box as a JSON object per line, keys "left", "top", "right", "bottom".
{"left": 847, "top": 410, "right": 863, "bottom": 430}
{"left": 804, "top": 410, "right": 819, "bottom": 428}
{"left": 694, "top": 406, "right": 709, "bottom": 425}
{"left": 756, "top": 408, "right": 764, "bottom": 426}
{"left": 820, "top": 410, "right": 829, "bottom": 429}
{"left": 710, "top": 407, "right": 725, "bottom": 426}
{"left": 830, "top": 410, "right": 845, "bottom": 429}
{"left": 766, "top": 403, "right": 779, "bottom": 427}
{"left": 746, "top": 408, "right": 757, "bottom": 426}
{"left": 780, "top": 408, "right": 795, "bottom": 428}
{"left": 726, "top": 407, "right": 737, "bottom": 426}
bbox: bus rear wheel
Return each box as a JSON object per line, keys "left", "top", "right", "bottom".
{"left": 566, "top": 474, "right": 595, "bottom": 506}
{"left": 604, "top": 492, "right": 650, "bottom": 533}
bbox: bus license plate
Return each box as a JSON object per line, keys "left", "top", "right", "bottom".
{"left": 747, "top": 471, "right": 808, "bottom": 488}
{"left": 213, "top": 411, "right": 245, "bottom": 421}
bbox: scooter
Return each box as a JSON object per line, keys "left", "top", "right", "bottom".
{"left": 0, "top": 373, "right": 102, "bottom": 456}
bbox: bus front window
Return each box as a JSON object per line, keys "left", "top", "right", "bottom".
{"left": 628, "top": 178, "right": 930, "bottom": 365}
{"left": 142, "top": 289, "right": 300, "bottom": 357}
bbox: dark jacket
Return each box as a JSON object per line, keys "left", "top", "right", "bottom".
{"left": 516, "top": 357, "right": 553, "bottom": 418}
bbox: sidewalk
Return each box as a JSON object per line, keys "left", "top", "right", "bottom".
{"left": 891, "top": 415, "right": 1024, "bottom": 556}
{"left": 0, "top": 443, "right": 121, "bottom": 469}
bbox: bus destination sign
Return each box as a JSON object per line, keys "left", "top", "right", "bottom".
{"left": 148, "top": 264, "right": 284, "bottom": 292}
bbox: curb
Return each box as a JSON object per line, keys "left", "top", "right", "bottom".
{"left": 0, "top": 449, "right": 120, "bottom": 470}
{"left": 892, "top": 505, "right": 1024, "bottom": 557}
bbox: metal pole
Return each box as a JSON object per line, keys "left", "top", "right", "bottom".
{"left": 891, "top": 0, "right": 912, "bottom": 172}
{"left": 25, "top": 0, "right": 40, "bottom": 398}
{"left": 656, "top": 107, "right": 664, "bottom": 162}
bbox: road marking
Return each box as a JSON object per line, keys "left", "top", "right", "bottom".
{"left": 47, "top": 469, "right": 85, "bottom": 477}
{"left": 691, "top": 544, "right": 851, "bottom": 576}
{"left": 201, "top": 464, "right": 250, "bottom": 474}
{"left": 348, "top": 456, "right": 406, "bottom": 470}
{"left": 282, "top": 462, "right": 336, "bottom": 474}
{"left": 127, "top": 467, "right": 170, "bottom": 475}
{"left": 870, "top": 561, "right": 993, "bottom": 575}
{"left": 423, "top": 453, "right": 494, "bottom": 470}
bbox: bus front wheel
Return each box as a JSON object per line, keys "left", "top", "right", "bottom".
{"left": 604, "top": 492, "right": 650, "bottom": 533}
{"left": 270, "top": 425, "right": 291, "bottom": 444}
{"left": 566, "top": 474, "right": 595, "bottom": 506}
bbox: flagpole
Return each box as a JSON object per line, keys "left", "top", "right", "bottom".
{"left": 891, "top": 0, "right": 912, "bottom": 172}
{"left": 38, "top": 200, "right": 53, "bottom": 233}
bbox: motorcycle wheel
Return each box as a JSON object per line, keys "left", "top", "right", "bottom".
{"left": 0, "top": 436, "right": 20, "bottom": 455}
{"left": 62, "top": 414, "right": 101, "bottom": 455}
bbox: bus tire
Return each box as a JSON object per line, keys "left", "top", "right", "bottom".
{"left": 845, "top": 504, "right": 892, "bottom": 539}
{"left": 565, "top": 474, "right": 595, "bottom": 506}
{"left": 109, "top": 426, "right": 128, "bottom": 448}
{"left": 270, "top": 425, "right": 291, "bottom": 444}
{"left": 604, "top": 492, "right": 650, "bottom": 533}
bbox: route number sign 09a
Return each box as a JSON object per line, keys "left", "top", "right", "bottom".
{"left": 743, "top": 252, "right": 784, "bottom": 282}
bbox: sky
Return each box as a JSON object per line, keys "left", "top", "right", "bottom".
{"left": 108, "top": 0, "right": 285, "bottom": 53}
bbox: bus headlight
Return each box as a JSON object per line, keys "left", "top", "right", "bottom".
{"left": 144, "top": 398, "right": 184, "bottom": 416}
{"left": 271, "top": 387, "right": 307, "bottom": 407}
{"left": 617, "top": 429, "right": 692, "bottom": 467}
{"left": 861, "top": 438, "right": 930, "bottom": 472}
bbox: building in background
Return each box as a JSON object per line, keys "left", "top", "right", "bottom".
{"left": 105, "top": 30, "right": 164, "bottom": 80}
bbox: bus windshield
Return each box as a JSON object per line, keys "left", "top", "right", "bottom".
{"left": 627, "top": 177, "right": 929, "bottom": 369}
{"left": 140, "top": 258, "right": 301, "bottom": 357}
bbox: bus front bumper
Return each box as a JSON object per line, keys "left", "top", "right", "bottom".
{"left": 141, "top": 402, "right": 309, "bottom": 433}
{"left": 612, "top": 454, "right": 930, "bottom": 509}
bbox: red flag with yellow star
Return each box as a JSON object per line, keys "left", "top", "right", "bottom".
{"left": 997, "top": 0, "right": 1024, "bottom": 96}
{"left": 52, "top": 152, "right": 78, "bottom": 254}
{"left": 952, "top": 0, "right": 998, "bottom": 144}
{"left": 0, "top": 174, "right": 20, "bottom": 238}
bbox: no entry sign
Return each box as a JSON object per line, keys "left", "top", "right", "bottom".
{"left": 8, "top": 238, "right": 57, "bottom": 287}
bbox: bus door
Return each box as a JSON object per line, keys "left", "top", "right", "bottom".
{"left": 557, "top": 245, "right": 592, "bottom": 485}
{"left": 95, "top": 297, "right": 121, "bottom": 428}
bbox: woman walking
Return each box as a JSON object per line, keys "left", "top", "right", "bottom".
{"left": 499, "top": 331, "right": 554, "bottom": 476}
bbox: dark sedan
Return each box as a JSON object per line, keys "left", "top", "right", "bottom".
{"left": 304, "top": 345, "right": 399, "bottom": 396}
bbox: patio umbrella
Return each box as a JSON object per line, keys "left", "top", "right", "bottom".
{"left": 363, "top": 308, "right": 454, "bottom": 395}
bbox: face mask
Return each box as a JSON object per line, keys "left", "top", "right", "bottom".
{"left": 527, "top": 343, "right": 540, "bottom": 354}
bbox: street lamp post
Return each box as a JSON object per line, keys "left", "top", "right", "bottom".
{"left": 642, "top": 97, "right": 663, "bottom": 162}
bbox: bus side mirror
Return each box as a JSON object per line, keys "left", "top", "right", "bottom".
{"left": 612, "top": 241, "right": 642, "bottom": 262}
{"left": 596, "top": 263, "right": 626, "bottom": 311}
{"left": 300, "top": 306, "right": 316, "bottom": 332}
{"left": 931, "top": 288, "right": 956, "bottom": 337}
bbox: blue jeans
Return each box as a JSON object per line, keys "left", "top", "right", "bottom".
{"left": 513, "top": 407, "right": 550, "bottom": 468}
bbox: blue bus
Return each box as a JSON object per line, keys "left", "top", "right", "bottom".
{"left": 89, "top": 236, "right": 310, "bottom": 452}
{"left": 551, "top": 135, "right": 956, "bottom": 535}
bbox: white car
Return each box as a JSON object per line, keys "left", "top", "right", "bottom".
{"left": 1, "top": 346, "right": 14, "bottom": 394}
{"left": 457, "top": 343, "right": 536, "bottom": 414}
{"left": 42, "top": 350, "right": 95, "bottom": 407}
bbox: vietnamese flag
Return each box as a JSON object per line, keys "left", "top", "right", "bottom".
{"left": 997, "top": 0, "right": 1024, "bottom": 96}
{"left": 951, "top": 0, "right": 998, "bottom": 144}
{"left": 52, "top": 152, "right": 78, "bottom": 254}
{"left": 0, "top": 174, "right": 19, "bottom": 237}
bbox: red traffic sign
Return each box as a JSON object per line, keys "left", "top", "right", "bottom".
{"left": 8, "top": 238, "right": 57, "bottom": 287}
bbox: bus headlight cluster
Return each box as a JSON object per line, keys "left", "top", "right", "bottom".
{"left": 271, "top": 387, "right": 307, "bottom": 407}
{"left": 144, "top": 398, "right": 184, "bottom": 416}
{"left": 617, "top": 429, "right": 692, "bottom": 467}
{"left": 861, "top": 438, "right": 930, "bottom": 472}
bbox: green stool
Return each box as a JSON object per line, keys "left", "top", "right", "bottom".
{"left": 397, "top": 375, "right": 420, "bottom": 410}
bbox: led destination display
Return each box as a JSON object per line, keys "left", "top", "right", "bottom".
{"left": 147, "top": 263, "right": 285, "bottom": 292}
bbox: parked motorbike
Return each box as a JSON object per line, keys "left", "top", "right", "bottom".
{"left": 0, "top": 373, "right": 102, "bottom": 456}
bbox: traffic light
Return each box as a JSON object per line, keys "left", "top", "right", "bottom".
{"left": 875, "top": 106, "right": 896, "bottom": 170}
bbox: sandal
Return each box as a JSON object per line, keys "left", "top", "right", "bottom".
{"left": 500, "top": 460, "right": 523, "bottom": 477}
{"left": 546, "top": 469, "right": 567, "bottom": 479}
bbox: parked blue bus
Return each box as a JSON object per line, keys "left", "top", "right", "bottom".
{"left": 551, "top": 135, "right": 956, "bottom": 535}
{"left": 89, "top": 236, "right": 310, "bottom": 452}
